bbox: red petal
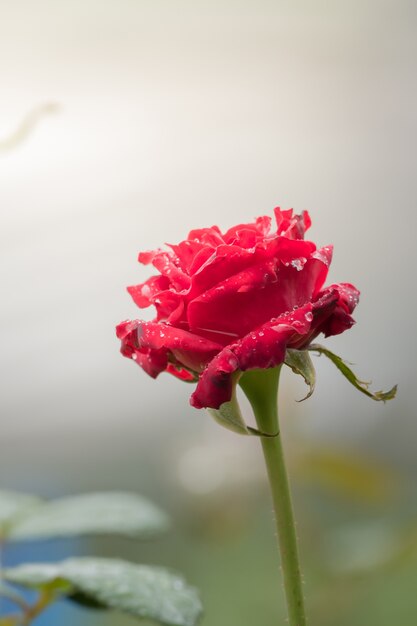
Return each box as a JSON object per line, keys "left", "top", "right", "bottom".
{"left": 127, "top": 275, "right": 170, "bottom": 308}
{"left": 138, "top": 249, "right": 190, "bottom": 291}
{"left": 190, "top": 305, "right": 314, "bottom": 409}
{"left": 274, "top": 207, "right": 311, "bottom": 239}
{"left": 137, "top": 322, "right": 223, "bottom": 373}
{"left": 187, "top": 226, "right": 224, "bottom": 246}
{"left": 166, "top": 363, "right": 196, "bottom": 381}
{"left": 187, "top": 245, "right": 331, "bottom": 341}
{"left": 318, "top": 283, "right": 360, "bottom": 337}
{"left": 116, "top": 320, "right": 168, "bottom": 378}
{"left": 223, "top": 215, "right": 272, "bottom": 244}
{"left": 167, "top": 240, "right": 208, "bottom": 273}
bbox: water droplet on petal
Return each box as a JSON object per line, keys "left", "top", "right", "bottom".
{"left": 290, "top": 257, "right": 307, "bottom": 271}
{"left": 132, "top": 353, "right": 137, "bottom": 360}
{"left": 271, "top": 324, "right": 287, "bottom": 333}
{"left": 305, "top": 312, "right": 313, "bottom": 322}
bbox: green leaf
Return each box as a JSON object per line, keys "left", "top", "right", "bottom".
{"left": 207, "top": 399, "right": 250, "bottom": 435}
{"left": 284, "top": 349, "right": 316, "bottom": 400}
{"left": 208, "top": 400, "right": 276, "bottom": 437}
{"left": 0, "top": 490, "right": 44, "bottom": 538}
{"left": 9, "top": 492, "right": 170, "bottom": 541}
{"left": 5, "top": 558, "right": 203, "bottom": 626}
{"left": 206, "top": 372, "right": 252, "bottom": 435}
{"left": 308, "top": 344, "right": 397, "bottom": 401}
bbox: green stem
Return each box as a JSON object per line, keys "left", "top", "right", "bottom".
{"left": 20, "top": 590, "right": 55, "bottom": 626}
{"left": 240, "top": 367, "right": 307, "bottom": 626}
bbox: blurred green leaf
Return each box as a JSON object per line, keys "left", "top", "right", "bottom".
{"left": 9, "top": 492, "right": 170, "bottom": 541}
{"left": 308, "top": 344, "right": 397, "bottom": 401}
{"left": 5, "top": 558, "right": 203, "bottom": 626}
{"left": 0, "top": 490, "right": 44, "bottom": 538}
{"left": 285, "top": 349, "right": 316, "bottom": 400}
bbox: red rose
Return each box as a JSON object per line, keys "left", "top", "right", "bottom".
{"left": 116, "top": 208, "right": 359, "bottom": 410}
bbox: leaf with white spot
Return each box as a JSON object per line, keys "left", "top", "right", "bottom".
{"left": 5, "top": 558, "right": 203, "bottom": 626}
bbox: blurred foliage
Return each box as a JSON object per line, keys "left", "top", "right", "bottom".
{"left": 1, "top": 432, "right": 414, "bottom": 625}
{"left": 0, "top": 491, "right": 201, "bottom": 626}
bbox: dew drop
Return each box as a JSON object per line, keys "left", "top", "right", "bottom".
{"left": 305, "top": 312, "right": 313, "bottom": 322}
{"left": 132, "top": 353, "right": 137, "bottom": 360}
{"left": 271, "top": 324, "right": 286, "bottom": 333}
{"left": 291, "top": 257, "right": 306, "bottom": 271}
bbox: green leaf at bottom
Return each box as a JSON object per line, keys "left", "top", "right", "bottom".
{"left": 308, "top": 344, "right": 397, "bottom": 401}
{"left": 5, "top": 558, "right": 202, "bottom": 626}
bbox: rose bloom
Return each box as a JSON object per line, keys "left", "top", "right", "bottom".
{"left": 117, "top": 208, "right": 359, "bottom": 410}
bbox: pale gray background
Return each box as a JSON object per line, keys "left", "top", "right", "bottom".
{"left": 0, "top": 3, "right": 415, "bottom": 622}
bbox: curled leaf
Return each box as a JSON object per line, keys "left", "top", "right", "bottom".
{"left": 308, "top": 344, "right": 397, "bottom": 401}
{"left": 207, "top": 396, "right": 249, "bottom": 435}
{"left": 284, "top": 349, "right": 316, "bottom": 401}
{"left": 207, "top": 393, "right": 277, "bottom": 437}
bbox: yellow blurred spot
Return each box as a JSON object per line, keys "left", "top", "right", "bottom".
{"left": 296, "top": 446, "right": 397, "bottom": 504}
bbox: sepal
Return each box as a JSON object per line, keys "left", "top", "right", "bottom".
{"left": 207, "top": 375, "right": 277, "bottom": 436}
{"left": 284, "top": 349, "right": 316, "bottom": 401}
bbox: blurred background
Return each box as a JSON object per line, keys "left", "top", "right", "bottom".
{"left": 1, "top": 1, "right": 416, "bottom": 624}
